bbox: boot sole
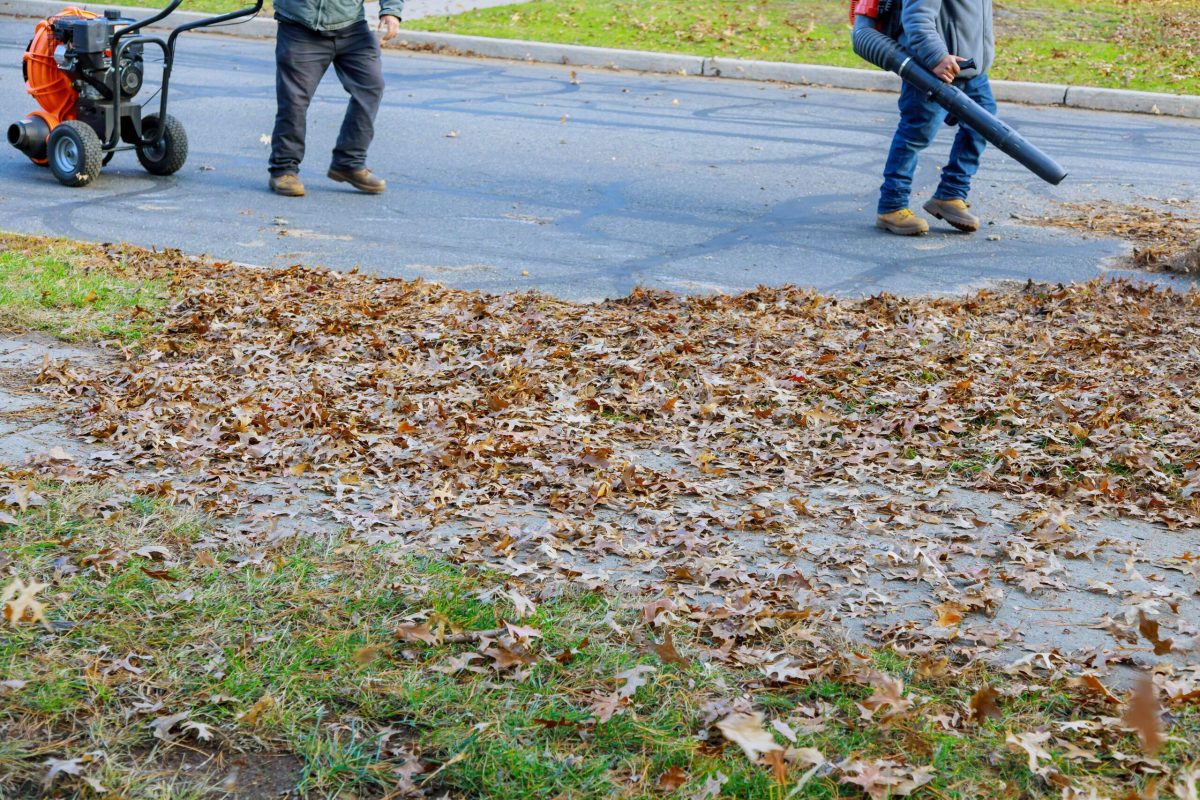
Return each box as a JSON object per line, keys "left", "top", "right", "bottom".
{"left": 328, "top": 172, "right": 386, "bottom": 194}
{"left": 923, "top": 204, "right": 979, "bottom": 233}
{"left": 875, "top": 219, "right": 928, "bottom": 236}
{"left": 270, "top": 187, "right": 306, "bottom": 197}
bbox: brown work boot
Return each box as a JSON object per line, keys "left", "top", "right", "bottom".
{"left": 923, "top": 198, "right": 980, "bottom": 232}
{"left": 327, "top": 167, "right": 386, "bottom": 194}
{"left": 875, "top": 208, "right": 930, "bottom": 236}
{"left": 269, "top": 174, "right": 306, "bottom": 197}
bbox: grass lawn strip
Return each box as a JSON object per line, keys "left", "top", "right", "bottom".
{"left": 406, "top": 0, "right": 1200, "bottom": 97}
{"left": 3, "top": 483, "right": 1199, "bottom": 798}
{"left": 0, "top": 243, "right": 165, "bottom": 343}
{"left": 0, "top": 234, "right": 1198, "bottom": 798}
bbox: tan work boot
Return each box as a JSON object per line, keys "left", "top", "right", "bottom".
{"left": 876, "top": 208, "right": 930, "bottom": 236}
{"left": 923, "top": 198, "right": 980, "bottom": 232}
{"left": 269, "top": 174, "right": 306, "bottom": 197}
{"left": 328, "top": 167, "right": 386, "bottom": 194}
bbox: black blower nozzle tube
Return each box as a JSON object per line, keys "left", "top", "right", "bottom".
{"left": 852, "top": 15, "right": 1066, "bottom": 185}
{"left": 7, "top": 116, "right": 50, "bottom": 161}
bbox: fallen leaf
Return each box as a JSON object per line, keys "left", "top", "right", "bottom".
{"left": 1138, "top": 611, "right": 1175, "bottom": 655}
{"left": 1006, "top": 730, "right": 1054, "bottom": 772}
{"left": 860, "top": 672, "right": 913, "bottom": 720}
{"left": 2, "top": 578, "right": 50, "bottom": 629}
{"left": 236, "top": 694, "right": 276, "bottom": 725}
{"left": 649, "top": 629, "right": 689, "bottom": 667}
{"left": 689, "top": 771, "right": 727, "bottom": 800}
{"left": 968, "top": 685, "right": 1002, "bottom": 722}
{"left": 149, "top": 712, "right": 190, "bottom": 741}
{"left": 182, "top": 719, "right": 215, "bottom": 741}
{"left": 656, "top": 765, "right": 688, "bottom": 792}
{"left": 771, "top": 718, "right": 798, "bottom": 743}
{"left": 716, "top": 711, "right": 782, "bottom": 762}
{"left": 614, "top": 665, "right": 656, "bottom": 699}
{"left": 1124, "top": 672, "right": 1163, "bottom": 756}
{"left": 395, "top": 623, "right": 439, "bottom": 645}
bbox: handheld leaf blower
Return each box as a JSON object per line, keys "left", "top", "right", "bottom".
{"left": 8, "top": 0, "right": 263, "bottom": 186}
{"left": 850, "top": 0, "right": 1067, "bottom": 185}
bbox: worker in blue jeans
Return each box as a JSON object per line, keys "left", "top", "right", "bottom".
{"left": 876, "top": 0, "right": 995, "bottom": 236}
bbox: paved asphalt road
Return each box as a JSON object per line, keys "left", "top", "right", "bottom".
{"left": 2, "top": 17, "right": 1199, "bottom": 301}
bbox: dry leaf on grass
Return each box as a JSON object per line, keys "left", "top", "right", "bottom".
{"left": 689, "top": 771, "right": 728, "bottom": 800}
{"left": 859, "top": 671, "right": 914, "bottom": 721}
{"left": 1007, "top": 730, "right": 1054, "bottom": 773}
{"left": 649, "top": 629, "right": 689, "bottom": 667}
{"left": 655, "top": 765, "right": 688, "bottom": 792}
{"left": 968, "top": 685, "right": 1002, "bottom": 722}
{"left": 42, "top": 752, "right": 106, "bottom": 791}
{"left": 613, "top": 665, "right": 656, "bottom": 699}
{"left": 395, "top": 622, "right": 440, "bottom": 645}
{"left": 716, "top": 711, "right": 782, "bottom": 762}
{"left": 1124, "top": 673, "right": 1163, "bottom": 756}
{"left": 838, "top": 759, "right": 934, "bottom": 799}
{"left": 2, "top": 577, "right": 50, "bottom": 629}
{"left": 236, "top": 694, "right": 276, "bottom": 726}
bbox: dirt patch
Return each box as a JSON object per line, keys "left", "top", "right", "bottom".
{"left": 153, "top": 747, "right": 306, "bottom": 798}
{"left": 1028, "top": 199, "right": 1200, "bottom": 273}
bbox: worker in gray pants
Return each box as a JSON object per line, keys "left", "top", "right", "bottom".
{"left": 267, "top": 0, "right": 402, "bottom": 196}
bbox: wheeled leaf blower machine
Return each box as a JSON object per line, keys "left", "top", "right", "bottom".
{"left": 8, "top": 0, "right": 263, "bottom": 186}
{"left": 851, "top": 0, "right": 1067, "bottom": 185}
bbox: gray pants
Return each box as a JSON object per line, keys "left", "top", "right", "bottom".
{"left": 269, "top": 18, "right": 384, "bottom": 177}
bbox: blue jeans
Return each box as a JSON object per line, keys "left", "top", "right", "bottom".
{"left": 877, "top": 73, "right": 997, "bottom": 215}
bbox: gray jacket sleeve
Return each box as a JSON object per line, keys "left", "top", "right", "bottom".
{"left": 902, "top": 0, "right": 950, "bottom": 70}
{"left": 380, "top": 0, "right": 403, "bottom": 18}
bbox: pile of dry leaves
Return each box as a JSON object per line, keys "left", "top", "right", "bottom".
{"left": 1034, "top": 200, "right": 1200, "bottom": 273}
{"left": 36, "top": 243, "right": 1200, "bottom": 528}
{"left": 6, "top": 238, "right": 1200, "bottom": 797}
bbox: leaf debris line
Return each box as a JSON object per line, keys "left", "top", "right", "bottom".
{"left": 29, "top": 240, "right": 1200, "bottom": 527}
{"left": 1031, "top": 199, "right": 1200, "bottom": 274}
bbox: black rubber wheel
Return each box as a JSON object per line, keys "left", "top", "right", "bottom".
{"left": 137, "top": 113, "right": 188, "bottom": 176}
{"left": 46, "top": 120, "right": 103, "bottom": 187}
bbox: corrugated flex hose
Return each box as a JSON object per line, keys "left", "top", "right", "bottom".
{"left": 852, "top": 15, "right": 1066, "bottom": 185}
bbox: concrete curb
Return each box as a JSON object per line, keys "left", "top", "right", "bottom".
{"left": 3, "top": 0, "right": 1198, "bottom": 119}
{"left": 391, "top": 29, "right": 704, "bottom": 75}
{"left": 705, "top": 56, "right": 899, "bottom": 92}
{"left": 1063, "top": 85, "right": 1200, "bottom": 117}
{"left": 390, "top": 32, "right": 1200, "bottom": 119}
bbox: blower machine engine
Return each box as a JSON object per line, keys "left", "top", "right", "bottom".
{"left": 8, "top": 0, "right": 262, "bottom": 186}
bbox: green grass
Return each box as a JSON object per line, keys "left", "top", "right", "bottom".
{"left": 3, "top": 482, "right": 1198, "bottom": 798}
{"left": 408, "top": 0, "right": 1200, "bottom": 96}
{"left": 152, "top": 0, "right": 272, "bottom": 18}
{"left": 0, "top": 236, "right": 166, "bottom": 342}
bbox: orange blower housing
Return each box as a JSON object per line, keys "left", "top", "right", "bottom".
{"left": 8, "top": 0, "right": 262, "bottom": 186}
{"left": 8, "top": 8, "right": 94, "bottom": 164}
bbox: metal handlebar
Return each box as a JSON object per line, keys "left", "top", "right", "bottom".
{"left": 106, "top": 0, "right": 266, "bottom": 151}
{"left": 111, "top": 0, "right": 186, "bottom": 47}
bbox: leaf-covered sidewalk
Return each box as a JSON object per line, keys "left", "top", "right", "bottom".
{"left": 33, "top": 237, "right": 1200, "bottom": 527}
{"left": 2, "top": 235, "right": 1199, "bottom": 798}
